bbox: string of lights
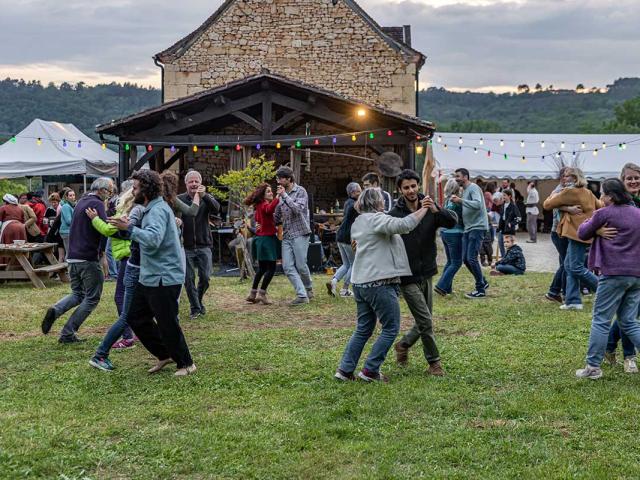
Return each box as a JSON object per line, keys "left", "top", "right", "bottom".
{"left": 433, "top": 134, "right": 639, "bottom": 151}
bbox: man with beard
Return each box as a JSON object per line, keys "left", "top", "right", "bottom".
{"left": 109, "top": 170, "right": 196, "bottom": 376}
{"left": 390, "top": 170, "right": 457, "bottom": 376}
{"left": 178, "top": 170, "right": 220, "bottom": 319}
{"left": 41, "top": 178, "right": 114, "bottom": 343}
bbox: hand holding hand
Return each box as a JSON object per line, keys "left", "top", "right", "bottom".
{"left": 108, "top": 215, "right": 130, "bottom": 231}
{"left": 422, "top": 196, "right": 438, "bottom": 212}
{"left": 450, "top": 194, "right": 462, "bottom": 204}
{"left": 596, "top": 223, "right": 618, "bottom": 240}
{"left": 85, "top": 208, "right": 98, "bottom": 220}
{"left": 276, "top": 185, "right": 286, "bottom": 197}
{"left": 175, "top": 217, "right": 183, "bottom": 228}
{"left": 196, "top": 185, "right": 206, "bottom": 196}
{"left": 567, "top": 205, "right": 583, "bottom": 215}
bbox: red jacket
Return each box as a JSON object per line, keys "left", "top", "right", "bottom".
{"left": 254, "top": 198, "right": 279, "bottom": 236}
{"left": 30, "top": 200, "right": 47, "bottom": 236}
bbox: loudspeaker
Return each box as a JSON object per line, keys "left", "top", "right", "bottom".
{"left": 307, "top": 241, "right": 324, "bottom": 272}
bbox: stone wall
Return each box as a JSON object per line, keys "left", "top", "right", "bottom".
{"left": 163, "top": 0, "right": 418, "bottom": 115}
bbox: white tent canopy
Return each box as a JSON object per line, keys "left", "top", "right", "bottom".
{"left": 0, "top": 119, "right": 118, "bottom": 178}
{"left": 433, "top": 133, "right": 640, "bottom": 180}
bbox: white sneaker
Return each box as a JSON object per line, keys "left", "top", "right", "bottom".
{"left": 339, "top": 289, "right": 353, "bottom": 298}
{"left": 624, "top": 357, "right": 639, "bottom": 373}
{"left": 560, "top": 304, "right": 583, "bottom": 311}
{"left": 576, "top": 365, "right": 603, "bottom": 379}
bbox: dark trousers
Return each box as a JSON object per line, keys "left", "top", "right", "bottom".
{"left": 399, "top": 277, "right": 440, "bottom": 364}
{"left": 185, "top": 248, "right": 212, "bottom": 315}
{"left": 252, "top": 260, "right": 276, "bottom": 291}
{"left": 127, "top": 282, "right": 193, "bottom": 369}
{"left": 548, "top": 232, "right": 568, "bottom": 296}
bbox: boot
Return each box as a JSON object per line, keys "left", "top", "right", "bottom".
{"left": 246, "top": 289, "right": 258, "bottom": 303}
{"left": 256, "top": 289, "right": 272, "bottom": 305}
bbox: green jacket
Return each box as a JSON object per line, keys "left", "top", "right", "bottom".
{"left": 91, "top": 216, "right": 131, "bottom": 260}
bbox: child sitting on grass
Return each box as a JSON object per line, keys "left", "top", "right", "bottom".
{"left": 490, "top": 234, "right": 526, "bottom": 276}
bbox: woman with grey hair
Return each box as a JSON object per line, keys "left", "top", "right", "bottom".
{"left": 434, "top": 178, "right": 465, "bottom": 296}
{"left": 327, "top": 181, "right": 362, "bottom": 297}
{"left": 334, "top": 187, "right": 428, "bottom": 382}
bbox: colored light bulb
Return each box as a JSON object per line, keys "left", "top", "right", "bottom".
{"left": 170, "top": 145, "right": 176, "bottom": 153}
{"left": 193, "top": 145, "right": 198, "bottom": 152}
{"left": 62, "top": 139, "right": 67, "bottom": 148}
{"left": 147, "top": 145, "right": 153, "bottom": 152}
{"left": 236, "top": 144, "right": 241, "bottom": 151}
{"left": 369, "top": 133, "right": 374, "bottom": 139}
{"left": 214, "top": 145, "right": 220, "bottom": 152}
{"left": 256, "top": 143, "right": 261, "bottom": 150}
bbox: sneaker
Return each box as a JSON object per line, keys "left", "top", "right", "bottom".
{"left": 289, "top": 296, "right": 309, "bottom": 306}
{"left": 394, "top": 342, "right": 409, "bottom": 367}
{"left": 89, "top": 356, "right": 114, "bottom": 372}
{"left": 465, "top": 290, "right": 486, "bottom": 299}
{"left": 427, "top": 361, "right": 446, "bottom": 377}
{"left": 624, "top": 357, "right": 639, "bottom": 373}
{"left": 41, "top": 307, "right": 56, "bottom": 334}
{"left": 526, "top": 240, "right": 537, "bottom": 243}
{"left": 545, "top": 293, "right": 563, "bottom": 304}
{"left": 582, "top": 288, "right": 592, "bottom": 296}
{"left": 358, "top": 369, "right": 389, "bottom": 383}
{"left": 560, "top": 304, "right": 583, "bottom": 311}
{"left": 200, "top": 306, "right": 207, "bottom": 315}
{"left": 339, "top": 289, "right": 353, "bottom": 298}
{"left": 434, "top": 286, "right": 448, "bottom": 297}
{"left": 148, "top": 358, "right": 174, "bottom": 374}
{"left": 576, "top": 364, "right": 603, "bottom": 379}
{"left": 189, "top": 311, "right": 202, "bottom": 320}
{"left": 58, "top": 335, "right": 86, "bottom": 344}
{"left": 175, "top": 364, "right": 197, "bottom": 376}
{"left": 306, "top": 289, "right": 315, "bottom": 300}
{"left": 334, "top": 368, "right": 356, "bottom": 381}
{"left": 483, "top": 281, "right": 490, "bottom": 290}
{"left": 604, "top": 351, "right": 618, "bottom": 366}
{"left": 326, "top": 281, "right": 337, "bottom": 297}
{"left": 489, "top": 270, "right": 504, "bottom": 276}
{"left": 112, "top": 338, "right": 136, "bottom": 351}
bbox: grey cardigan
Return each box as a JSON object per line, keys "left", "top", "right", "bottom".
{"left": 350, "top": 212, "right": 419, "bottom": 285}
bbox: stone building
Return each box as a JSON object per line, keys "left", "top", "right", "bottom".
{"left": 97, "top": 0, "right": 434, "bottom": 209}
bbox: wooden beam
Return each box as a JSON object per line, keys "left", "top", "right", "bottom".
{"left": 122, "top": 135, "right": 411, "bottom": 147}
{"left": 262, "top": 92, "right": 272, "bottom": 140}
{"left": 271, "top": 110, "right": 303, "bottom": 133}
{"left": 118, "top": 145, "right": 128, "bottom": 183}
{"left": 164, "top": 147, "right": 187, "bottom": 170}
{"left": 231, "top": 111, "right": 262, "bottom": 131}
{"left": 132, "top": 148, "right": 159, "bottom": 171}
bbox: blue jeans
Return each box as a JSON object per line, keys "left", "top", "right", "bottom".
{"left": 548, "top": 232, "right": 568, "bottom": 296}
{"left": 95, "top": 264, "right": 139, "bottom": 358}
{"left": 586, "top": 276, "right": 640, "bottom": 367}
{"left": 282, "top": 235, "right": 312, "bottom": 298}
{"left": 339, "top": 284, "right": 401, "bottom": 374}
{"left": 564, "top": 239, "right": 598, "bottom": 306}
{"left": 436, "top": 231, "right": 463, "bottom": 294}
{"left": 184, "top": 247, "right": 212, "bottom": 315}
{"left": 106, "top": 238, "right": 118, "bottom": 278}
{"left": 333, "top": 242, "right": 355, "bottom": 288}
{"left": 462, "top": 229, "right": 488, "bottom": 293}
{"left": 607, "top": 319, "right": 636, "bottom": 359}
{"left": 496, "top": 264, "right": 524, "bottom": 275}
{"left": 53, "top": 261, "right": 104, "bottom": 340}
{"left": 497, "top": 231, "right": 506, "bottom": 258}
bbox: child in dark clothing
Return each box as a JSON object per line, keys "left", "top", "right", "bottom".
{"left": 479, "top": 225, "right": 493, "bottom": 266}
{"left": 491, "top": 235, "right": 526, "bottom": 276}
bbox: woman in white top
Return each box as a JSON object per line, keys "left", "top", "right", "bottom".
{"left": 526, "top": 181, "right": 540, "bottom": 243}
{"left": 334, "top": 188, "right": 428, "bottom": 383}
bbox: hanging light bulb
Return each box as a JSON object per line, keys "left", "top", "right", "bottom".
{"left": 622, "top": 143, "right": 627, "bottom": 150}
{"left": 369, "top": 132, "right": 374, "bottom": 140}
{"left": 618, "top": 143, "right": 623, "bottom": 151}
{"left": 236, "top": 144, "right": 242, "bottom": 151}
{"left": 416, "top": 145, "right": 424, "bottom": 155}
{"left": 561, "top": 141, "right": 566, "bottom": 149}
{"left": 443, "top": 144, "right": 448, "bottom": 151}
{"left": 193, "top": 145, "right": 198, "bottom": 153}
{"left": 77, "top": 140, "right": 82, "bottom": 148}
{"left": 62, "top": 139, "right": 67, "bottom": 148}
{"left": 504, "top": 154, "right": 508, "bottom": 160}
{"left": 170, "top": 145, "right": 176, "bottom": 153}
{"left": 147, "top": 145, "right": 153, "bottom": 152}
{"left": 541, "top": 140, "right": 545, "bottom": 148}
{"left": 602, "top": 142, "right": 607, "bottom": 150}
{"left": 487, "top": 150, "right": 491, "bottom": 157}
{"left": 387, "top": 130, "right": 393, "bottom": 137}
{"left": 125, "top": 144, "right": 130, "bottom": 152}
{"left": 474, "top": 147, "right": 478, "bottom": 154}
{"left": 556, "top": 152, "right": 561, "bottom": 158}
{"left": 479, "top": 138, "right": 484, "bottom": 145}
{"left": 520, "top": 140, "right": 525, "bottom": 148}
{"left": 101, "top": 143, "right": 106, "bottom": 150}
{"left": 351, "top": 135, "right": 356, "bottom": 142}
{"left": 581, "top": 142, "right": 586, "bottom": 149}
{"left": 36, "top": 137, "right": 42, "bottom": 146}
{"left": 276, "top": 142, "right": 281, "bottom": 149}
{"left": 10, "top": 136, "right": 16, "bottom": 143}
{"left": 295, "top": 140, "right": 302, "bottom": 148}
{"left": 593, "top": 149, "right": 598, "bottom": 156}
{"left": 256, "top": 143, "right": 261, "bottom": 150}
{"left": 214, "top": 145, "right": 220, "bottom": 152}
{"left": 332, "top": 137, "right": 338, "bottom": 144}
{"left": 458, "top": 137, "right": 463, "bottom": 145}
{"left": 521, "top": 156, "right": 526, "bottom": 163}
{"left": 500, "top": 139, "right": 504, "bottom": 147}
{"left": 437, "top": 135, "right": 442, "bottom": 143}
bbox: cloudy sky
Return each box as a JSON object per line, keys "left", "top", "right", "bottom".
{"left": 0, "top": 0, "right": 638, "bottom": 92}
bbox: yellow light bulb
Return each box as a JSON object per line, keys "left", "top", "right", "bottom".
{"left": 416, "top": 145, "right": 424, "bottom": 155}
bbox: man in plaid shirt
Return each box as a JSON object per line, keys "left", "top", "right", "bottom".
{"left": 274, "top": 166, "right": 314, "bottom": 305}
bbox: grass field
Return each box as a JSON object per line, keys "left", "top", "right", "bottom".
{"left": 1, "top": 269, "right": 640, "bottom": 479}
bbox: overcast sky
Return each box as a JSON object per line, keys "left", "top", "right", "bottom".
{"left": 0, "top": 0, "right": 637, "bottom": 92}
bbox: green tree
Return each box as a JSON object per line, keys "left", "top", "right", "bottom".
{"left": 614, "top": 96, "right": 640, "bottom": 127}
{"left": 0, "top": 178, "right": 28, "bottom": 199}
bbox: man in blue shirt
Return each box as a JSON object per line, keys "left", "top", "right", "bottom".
{"left": 110, "top": 170, "right": 195, "bottom": 376}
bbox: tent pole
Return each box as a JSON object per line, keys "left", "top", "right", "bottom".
{"left": 28, "top": 178, "right": 32, "bottom": 190}
{"left": 83, "top": 175, "right": 87, "bottom": 193}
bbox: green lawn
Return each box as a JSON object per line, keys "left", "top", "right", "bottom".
{"left": 1, "top": 270, "right": 640, "bottom": 479}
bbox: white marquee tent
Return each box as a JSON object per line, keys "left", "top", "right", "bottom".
{"left": 432, "top": 133, "right": 640, "bottom": 180}
{"left": 0, "top": 119, "right": 118, "bottom": 178}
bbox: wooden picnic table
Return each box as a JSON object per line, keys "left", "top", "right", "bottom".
{"left": 0, "top": 242, "right": 69, "bottom": 289}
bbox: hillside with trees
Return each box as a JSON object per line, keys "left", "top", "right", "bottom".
{"left": 0, "top": 77, "right": 639, "bottom": 141}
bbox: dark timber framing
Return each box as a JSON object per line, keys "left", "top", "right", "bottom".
{"left": 97, "top": 73, "right": 434, "bottom": 181}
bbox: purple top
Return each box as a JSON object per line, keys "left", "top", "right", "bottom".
{"left": 578, "top": 204, "right": 640, "bottom": 277}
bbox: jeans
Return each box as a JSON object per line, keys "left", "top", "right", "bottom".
{"left": 399, "top": 277, "right": 440, "bottom": 364}
{"left": 496, "top": 264, "right": 524, "bottom": 275}
{"left": 436, "top": 231, "right": 463, "bottom": 294}
{"left": 527, "top": 213, "right": 538, "bottom": 241}
{"left": 607, "top": 319, "right": 636, "bottom": 359}
{"left": 282, "top": 235, "right": 312, "bottom": 298}
{"left": 548, "top": 232, "right": 568, "bottom": 296}
{"left": 106, "top": 238, "right": 118, "bottom": 278}
{"left": 497, "top": 231, "right": 506, "bottom": 258}
{"left": 184, "top": 247, "right": 212, "bottom": 315}
{"left": 95, "top": 265, "right": 139, "bottom": 358}
{"left": 462, "top": 229, "right": 488, "bottom": 293}
{"left": 339, "top": 284, "right": 401, "bottom": 374}
{"left": 586, "top": 276, "right": 640, "bottom": 367}
{"left": 114, "top": 258, "right": 128, "bottom": 315}
{"left": 53, "top": 261, "right": 104, "bottom": 340}
{"left": 128, "top": 282, "right": 194, "bottom": 369}
{"left": 333, "top": 242, "right": 355, "bottom": 288}
{"left": 564, "top": 239, "right": 598, "bottom": 306}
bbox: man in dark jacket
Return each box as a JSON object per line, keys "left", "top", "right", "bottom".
{"left": 41, "top": 178, "right": 114, "bottom": 343}
{"left": 389, "top": 170, "right": 457, "bottom": 376}
{"left": 178, "top": 169, "right": 220, "bottom": 319}
{"left": 497, "top": 189, "right": 520, "bottom": 257}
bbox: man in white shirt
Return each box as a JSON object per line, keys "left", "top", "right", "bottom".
{"left": 525, "top": 181, "right": 540, "bottom": 243}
